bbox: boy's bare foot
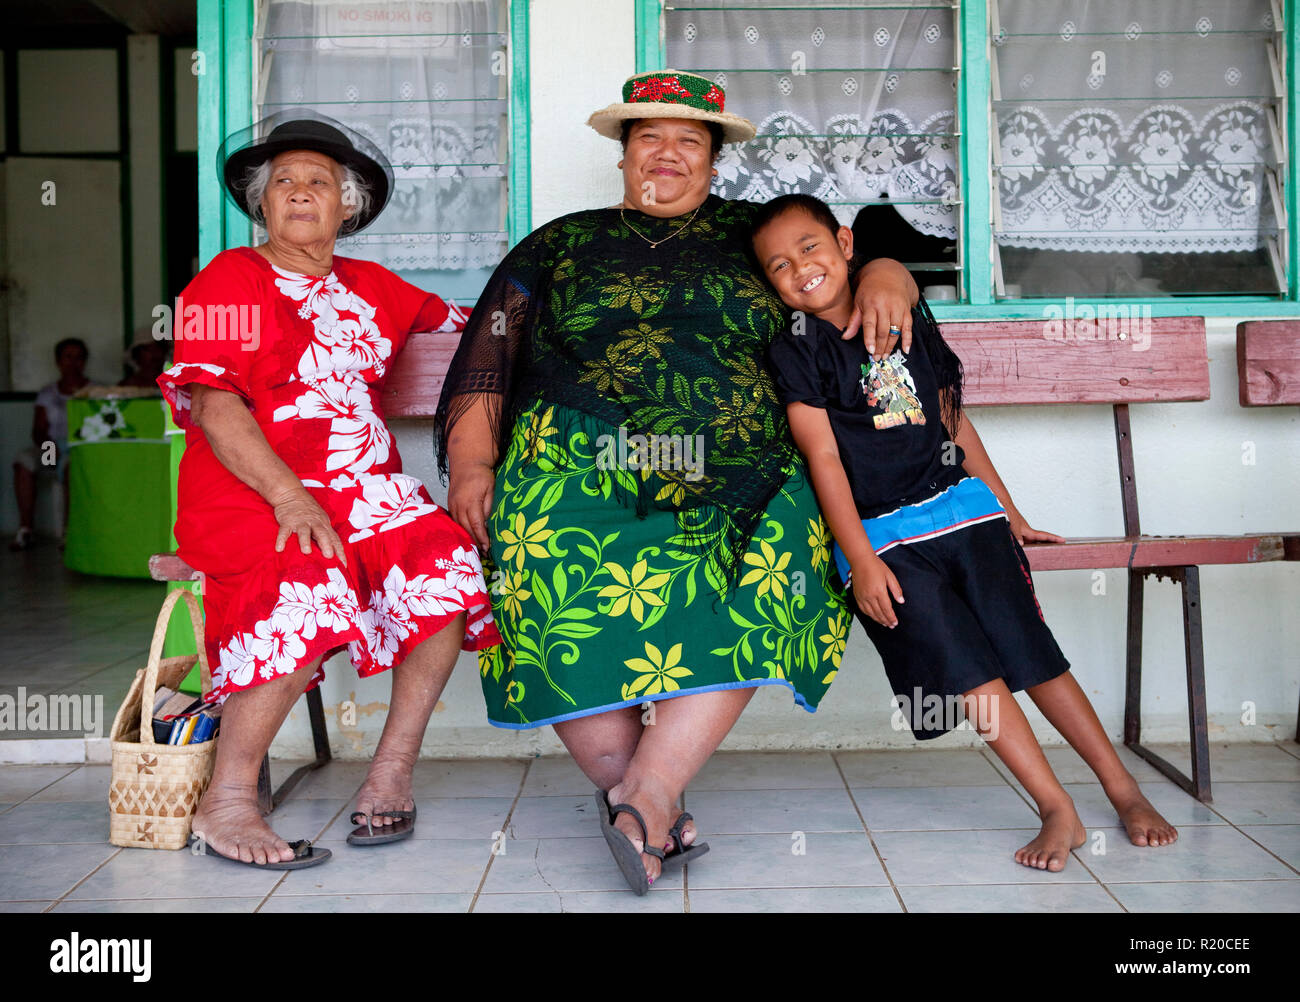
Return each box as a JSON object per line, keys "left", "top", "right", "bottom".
{"left": 1016, "top": 805, "right": 1087, "bottom": 872}
{"left": 192, "top": 786, "right": 296, "bottom": 865}
{"left": 1108, "top": 785, "right": 1178, "bottom": 847}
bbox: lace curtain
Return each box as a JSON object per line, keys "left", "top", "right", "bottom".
{"left": 257, "top": 0, "right": 509, "bottom": 274}
{"left": 665, "top": 2, "right": 960, "bottom": 240}
{"left": 994, "top": 0, "right": 1279, "bottom": 254}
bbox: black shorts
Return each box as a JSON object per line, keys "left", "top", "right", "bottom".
{"left": 849, "top": 517, "right": 1071, "bottom": 740}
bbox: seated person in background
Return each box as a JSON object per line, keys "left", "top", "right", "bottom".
{"left": 119, "top": 336, "right": 168, "bottom": 390}
{"left": 10, "top": 337, "right": 91, "bottom": 551}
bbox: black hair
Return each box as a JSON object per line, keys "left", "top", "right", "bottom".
{"left": 753, "top": 194, "right": 965, "bottom": 434}
{"left": 751, "top": 193, "right": 864, "bottom": 276}
{"left": 54, "top": 337, "right": 88, "bottom": 362}
{"left": 620, "top": 118, "right": 725, "bottom": 163}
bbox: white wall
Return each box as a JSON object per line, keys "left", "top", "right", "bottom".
{"left": 266, "top": 1, "right": 1299, "bottom": 759}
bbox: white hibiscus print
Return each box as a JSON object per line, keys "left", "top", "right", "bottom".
{"left": 359, "top": 602, "right": 404, "bottom": 667}
{"left": 273, "top": 266, "right": 390, "bottom": 379}
{"left": 250, "top": 612, "right": 308, "bottom": 676}
{"left": 346, "top": 475, "right": 437, "bottom": 542}
{"left": 439, "top": 546, "right": 485, "bottom": 595}
{"left": 270, "top": 580, "right": 320, "bottom": 642}
{"left": 312, "top": 567, "right": 361, "bottom": 634}
{"left": 160, "top": 362, "right": 237, "bottom": 416}
{"left": 273, "top": 373, "right": 392, "bottom": 474}
{"left": 327, "top": 409, "right": 391, "bottom": 474}
{"left": 217, "top": 631, "right": 259, "bottom": 689}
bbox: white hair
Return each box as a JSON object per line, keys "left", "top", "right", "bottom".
{"left": 242, "top": 157, "right": 373, "bottom": 234}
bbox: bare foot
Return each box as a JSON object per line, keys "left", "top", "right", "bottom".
{"left": 606, "top": 776, "right": 675, "bottom": 886}
{"left": 192, "top": 785, "right": 296, "bottom": 865}
{"left": 352, "top": 751, "right": 415, "bottom": 828}
{"left": 1108, "top": 783, "right": 1178, "bottom": 847}
{"left": 1016, "top": 804, "right": 1087, "bottom": 872}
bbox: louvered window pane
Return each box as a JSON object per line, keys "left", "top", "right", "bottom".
{"left": 991, "top": 0, "right": 1285, "bottom": 297}
{"left": 666, "top": 1, "right": 964, "bottom": 301}
{"left": 256, "top": 0, "right": 510, "bottom": 301}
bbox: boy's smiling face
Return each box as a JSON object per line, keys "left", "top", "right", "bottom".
{"left": 753, "top": 209, "right": 856, "bottom": 323}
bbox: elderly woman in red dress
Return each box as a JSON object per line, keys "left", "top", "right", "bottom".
{"left": 158, "top": 112, "right": 500, "bottom": 868}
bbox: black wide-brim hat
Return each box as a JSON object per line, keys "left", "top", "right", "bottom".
{"left": 217, "top": 108, "right": 394, "bottom": 234}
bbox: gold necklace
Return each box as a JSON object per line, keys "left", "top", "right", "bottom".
{"left": 620, "top": 202, "right": 703, "bottom": 249}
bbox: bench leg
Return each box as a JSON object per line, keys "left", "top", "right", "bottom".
{"left": 1122, "top": 570, "right": 1144, "bottom": 747}
{"left": 1122, "top": 566, "right": 1213, "bottom": 803}
{"left": 269, "top": 686, "right": 333, "bottom": 810}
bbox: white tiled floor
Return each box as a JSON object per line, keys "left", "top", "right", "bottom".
{"left": 2, "top": 548, "right": 1296, "bottom": 912}
{"left": 0, "top": 744, "right": 1296, "bottom": 912}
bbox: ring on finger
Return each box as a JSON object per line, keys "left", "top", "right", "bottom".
{"left": 888, "top": 325, "right": 902, "bottom": 335}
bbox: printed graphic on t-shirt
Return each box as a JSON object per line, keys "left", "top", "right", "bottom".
{"left": 859, "top": 351, "right": 926, "bottom": 430}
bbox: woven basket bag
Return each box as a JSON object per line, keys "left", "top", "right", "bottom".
{"left": 108, "top": 588, "right": 215, "bottom": 850}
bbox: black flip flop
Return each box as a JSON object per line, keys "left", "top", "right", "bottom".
{"left": 661, "top": 811, "right": 709, "bottom": 870}
{"left": 347, "top": 807, "right": 416, "bottom": 846}
{"left": 188, "top": 834, "right": 330, "bottom": 870}
{"left": 595, "top": 789, "right": 665, "bottom": 896}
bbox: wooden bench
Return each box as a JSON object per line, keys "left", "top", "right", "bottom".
{"left": 944, "top": 317, "right": 1286, "bottom": 803}
{"left": 148, "top": 553, "right": 333, "bottom": 816}
{"left": 158, "top": 321, "right": 1289, "bottom": 804}
{"left": 1236, "top": 320, "right": 1300, "bottom": 739}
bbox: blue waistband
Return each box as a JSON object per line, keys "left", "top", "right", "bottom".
{"left": 831, "top": 476, "right": 1007, "bottom": 584}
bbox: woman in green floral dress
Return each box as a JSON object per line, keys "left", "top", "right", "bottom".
{"left": 435, "top": 71, "right": 918, "bottom": 893}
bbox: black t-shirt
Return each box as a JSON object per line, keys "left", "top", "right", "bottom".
{"left": 768, "top": 307, "right": 966, "bottom": 519}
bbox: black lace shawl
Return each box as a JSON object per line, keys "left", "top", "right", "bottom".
{"left": 432, "top": 195, "right": 800, "bottom": 590}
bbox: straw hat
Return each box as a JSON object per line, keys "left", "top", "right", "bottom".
{"left": 587, "top": 70, "right": 756, "bottom": 144}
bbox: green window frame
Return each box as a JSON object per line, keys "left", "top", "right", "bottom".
{"left": 195, "top": 0, "right": 531, "bottom": 270}
{"left": 636, "top": 0, "right": 1300, "bottom": 319}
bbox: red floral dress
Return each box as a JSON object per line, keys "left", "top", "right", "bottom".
{"left": 158, "top": 246, "right": 500, "bottom": 704}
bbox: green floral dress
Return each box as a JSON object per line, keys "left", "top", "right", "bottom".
{"left": 437, "top": 196, "right": 850, "bottom": 728}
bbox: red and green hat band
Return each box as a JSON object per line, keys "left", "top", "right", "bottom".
{"left": 622, "top": 73, "right": 726, "bottom": 114}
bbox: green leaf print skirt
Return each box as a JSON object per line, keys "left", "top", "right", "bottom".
{"left": 477, "top": 400, "right": 851, "bottom": 728}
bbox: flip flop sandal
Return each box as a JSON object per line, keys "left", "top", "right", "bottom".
{"left": 661, "top": 811, "right": 709, "bottom": 870}
{"left": 347, "top": 806, "right": 416, "bottom": 846}
{"left": 187, "top": 834, "right": 331, "bottom": 870}
{"left": 595, "top": 789, "right": 665, "bottom": 896}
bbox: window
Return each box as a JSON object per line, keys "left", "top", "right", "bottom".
{"left": 646, "top": 0, "right": 1297, "bottom": 313}
{"left": 663, "top": 1, "right": 964, "bottom": 301}
{"left": 991, "top": 0, "right": 1284, "bottom": 298}
{"left": 254, "top": 0, "right": 518, "bottom": 302}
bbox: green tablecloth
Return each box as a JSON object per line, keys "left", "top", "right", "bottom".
{"left": 64, "top": 396, "right": 173, "bottom": 579}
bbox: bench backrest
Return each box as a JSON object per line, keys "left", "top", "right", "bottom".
{"left": 941, "top": 317, "right": 1209, "bottom": 406}
{"left": 382, "top": 331, "right": 458, "bottom": 418}
{"left": 1237, "top": 321, "right": 1300, "bottom": 406}
{"left": 382, "top": 318, "right": 1213, "bottom": 418}
{"left": 941, "top": 316, "right": 1208, "bottom": 537}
